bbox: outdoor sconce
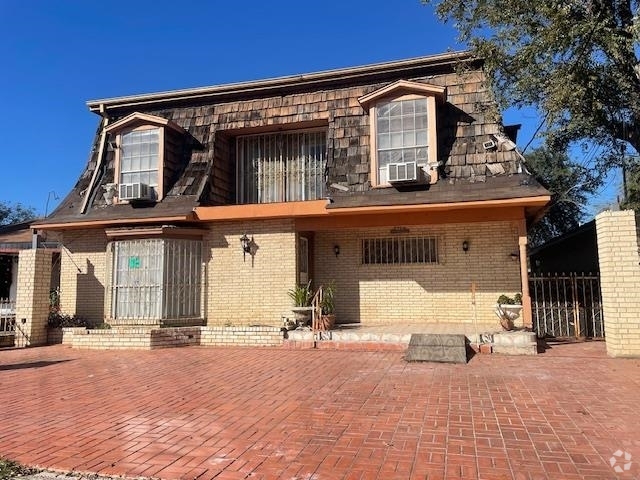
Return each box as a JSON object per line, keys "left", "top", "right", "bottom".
{"left": 462, "top": 240, "right": 469, "bottom": 253}
{"left": 240, "top": 234, "right": 252, "bottom": 262}
{"left": 334, "top": 245, "right": 340, "bottom": 257}
{"left": 510, "top": 252, "right": 520, "bottom": 262}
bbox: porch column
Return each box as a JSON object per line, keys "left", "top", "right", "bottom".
{"left": 15, "top": 249, "right": 52, "bottom": 347}
{"left": 518, "top": 222, "right": 532, "bottom": 328}
{"left": 596, "top": 210, "right": 640, "bottom": 357}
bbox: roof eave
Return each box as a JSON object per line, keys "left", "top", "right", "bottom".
{"left": 87, "top": 51, "right": 476, "bottom": 113}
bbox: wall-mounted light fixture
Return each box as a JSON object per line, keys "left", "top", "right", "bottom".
{"left": 240, "top": 234, "right": 251, "bottom": 262}
{"left": 334, "top": 245, "right": 340, "bottom": 257}
{"left": 510, "top": 251, "right": 519, "bottom": 262}
{"left": 462, "top": 240, "right": 469, "bottom": 253}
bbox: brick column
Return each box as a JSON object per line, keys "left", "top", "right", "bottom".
{"left": 596, "top": 210, "right": 640, "bottom": 358}
{"left": 15, "top": 249, "right": 53, "bottom": 347}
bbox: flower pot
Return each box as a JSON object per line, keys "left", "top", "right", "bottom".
{"left": 317, "top": 314, "right": 336, "bottom": 331}
{"left": 291, "top": 307, "right": 313, "bottom": 327}
{"left": 494, "top": 304, "right": 523, "bottom": 331}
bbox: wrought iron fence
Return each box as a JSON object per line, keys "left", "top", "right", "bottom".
{"left": 0, "top": 298, "right": 16, "bottom": 334}
{"left": 529, "top": 273, "right": 603, "bottom": 338}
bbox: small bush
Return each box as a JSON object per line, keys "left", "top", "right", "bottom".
{"left": 497, "top": 293, "right": 522, "bottom": 305}
{"left": 0, "top": 457, "right": 38, "bottom": 480}
{"left": 47, "top": 312, "right": 89, "bottom": 328}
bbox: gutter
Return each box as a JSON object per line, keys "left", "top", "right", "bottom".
{"left": 86, "top": 51, "right": 475, "bottom": 112}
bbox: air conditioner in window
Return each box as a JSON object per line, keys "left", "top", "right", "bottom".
{"left": 118, "top": 182, "right": 152, "bottom": 201}
{"left": 388, "top": 161, "right": 418, "bottom": 183}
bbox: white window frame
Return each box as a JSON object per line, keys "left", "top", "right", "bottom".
{"left": 369, "top": 93, "right": 438, "bottom": 187}
{"left": 114, "top": 125, "right": 164, "bottom": 201}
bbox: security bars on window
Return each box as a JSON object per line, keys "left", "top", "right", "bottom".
{"left": 111, "top": 238, "right": 202, "bottom": 320}
{"left": 362, "top": 237, "right": 438, "bottom": 265}
{"left": 237, "top": 130, "right": 327, "bottom": 204}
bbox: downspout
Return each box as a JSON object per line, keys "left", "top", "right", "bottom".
{"left": 80, "top": 103, "right": 110, "bottom": 214}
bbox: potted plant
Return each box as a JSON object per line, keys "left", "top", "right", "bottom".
{"left": 494, "top": 293, "right": 523, "bottom": 330}
{"left": 287, "top": 281, "right": 313, "bottom": 327}
{"left": 318, "top": 281, "right": 336, "bottom": 331}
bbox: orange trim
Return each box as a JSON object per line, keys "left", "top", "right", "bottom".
{"left": 296, "top": 207, "right": 526, "bottom": 231}
{"left": 328, "top": 196, "right": 551, "bottom": 216}
{"left": 32, "top": 215, "right": 194, "bottom": 230}
{"left": 194, "top": 196, "right": 550, "bottom": 222}
{"left": 195, "top": 200, "right": 329, "bottom": 221}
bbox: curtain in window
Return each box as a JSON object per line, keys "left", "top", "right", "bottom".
{"left": 238, "top": 130, "right": 326, "bottom": 204}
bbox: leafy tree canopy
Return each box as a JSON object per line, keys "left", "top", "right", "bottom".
{"left": 0, "top": 202, "right": 35, "bottom": 226}
{"left": 524, "top": 146, "right": 600, "bottom": 246}
{"left": 424, "top": 0, "right": 640, "bottom": 164}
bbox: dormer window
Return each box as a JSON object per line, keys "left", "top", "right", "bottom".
{"left": 105, "top": 112, "right": 186, "bottom": 203}
{"left": 359, "top": 80, "right": 446, "bottom": 187}
{"left": 120, "top": 128, "right": 161, "bottom": 199}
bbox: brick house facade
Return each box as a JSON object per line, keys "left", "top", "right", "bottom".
{"left": 34, "top": 51, "right": 550, "bottom": 331}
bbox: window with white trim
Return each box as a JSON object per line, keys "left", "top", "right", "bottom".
{"left": 237, "top": 130, "right": 326, "bottom": 204}
{"left": 376, "top": 98, "right": 429, "bottom": 185}
{"left": 111, "top": 238, "right": 202, "bottom": 320}
{"left": 120, "top": 128, "right": 160, "bottom": 199}
{"left": 362, "top": 236, "right": 438, "bottom": 265}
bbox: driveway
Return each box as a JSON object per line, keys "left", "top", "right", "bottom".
{"left": 0, "top": 342, "right": 638, "bottom": 479}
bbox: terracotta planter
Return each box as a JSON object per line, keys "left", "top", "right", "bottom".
{"left": 317, "top": 314, "right": 336, "bottom": 331}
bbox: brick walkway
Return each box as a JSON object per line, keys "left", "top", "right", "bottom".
{"left": 1, "top": 342, "right": 639, "bottom": 480}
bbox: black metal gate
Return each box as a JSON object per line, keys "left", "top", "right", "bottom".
{"left": 529, "top": 273, "right": 604, "bottom": 338}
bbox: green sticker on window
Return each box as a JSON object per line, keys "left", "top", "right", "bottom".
{"left": 128, "top": 256, "right": 141, "bottom": 269}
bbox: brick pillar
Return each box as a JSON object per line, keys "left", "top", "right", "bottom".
{"left": 15, "top": 249, "right": 53, "bottom": 347}
{"left": 596, "top": 210, "right": 640, "bottom": 358}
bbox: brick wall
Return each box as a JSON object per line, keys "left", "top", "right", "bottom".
{"left": 15, "top": 249, "right": 53, "bottom": 347}
{"left": 59, "top": 230, "right": 108, "bottom": 325}
{"left": 205, "top": 219, "right": 297, "bottom": 325}
{"left": 596, "top": 210, "right": 640, "bottom": 357}
{"left": 200, "top": 326, "right": 283, "bottom": 347}
{"left": 314, "top": 221, "right": 521, "bottom": 326}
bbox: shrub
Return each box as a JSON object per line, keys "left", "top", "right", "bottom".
{"left": 47, "top": 312, "right": 88, "bottom": 328}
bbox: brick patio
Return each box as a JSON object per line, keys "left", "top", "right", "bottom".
{"left": 0, "top": 342, "right": 639, "bottom": 480}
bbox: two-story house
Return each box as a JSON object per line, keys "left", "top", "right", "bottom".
{"left": 34, "top": 51, "right": 550, "bottom": 336}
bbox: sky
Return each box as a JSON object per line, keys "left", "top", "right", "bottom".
{"left": 0, "top": 0, "right": 619, "bottom": 218}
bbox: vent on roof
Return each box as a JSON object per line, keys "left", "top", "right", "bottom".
{"left": 119, "top": 183, "right": 152, "bottom": 201}
{"left": 388, "top": 162, "right": 418, "bottom": 183}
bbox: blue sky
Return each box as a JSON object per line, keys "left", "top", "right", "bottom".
{"left": 0, "top": 0, "right": 618, "bottom": 217}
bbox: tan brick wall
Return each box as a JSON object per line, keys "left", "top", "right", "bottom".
{"left": 205, "top": 219, "right": 297, "bottom": 325}
{"left": 59, "top": 230, "right": 109, "bottom": 325}
{"left": 200, "top": 326, "right": 283, "bottom": 346}
{"left": 313, "top": 221, "right": 521, "bottom": 326}
{"left": 15, "top": 249, "right": 53, "bottom": 347}
{"left": 596, "top": 210, "right": 640, "bottom": 358}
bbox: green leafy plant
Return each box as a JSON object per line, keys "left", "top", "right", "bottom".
{"left": 497, "top": 293, "right": 522, "bottom": 305}
{"left": 47, "top": 312, "right": 88, "bottom": 328}
{"left": 287, "top": 281, "right": 312, "bottom": 307}
{"left": 320, "top": 281, "right": 336, "bottom": 315}
{"left": 0, "top": 457, "right": 38, "bottom": 480}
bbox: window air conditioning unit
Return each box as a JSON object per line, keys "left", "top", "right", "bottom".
{"left": 119, "top": 182, "right": 152, "bottom": 201}
{"left": 388, "top": 161, "right": 418, "bottom": 183}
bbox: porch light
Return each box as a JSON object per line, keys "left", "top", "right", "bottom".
{"left": 462, "top": 240, "right": 469, "bottom": 253}
{"left": 240, "top": 234, "right": 251, "bottom": 261}
{"left": 334, "top": 245, "right": 340, "bottom": 257}
{"left": 510, "top": 251, "right": 519, "bottom": 261}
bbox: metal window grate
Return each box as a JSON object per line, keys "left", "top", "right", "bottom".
{"left": 237, "top": 130, "right": 327, "bottom": 204}
{"left": 111, "top": 239, "right": 202, "bottom": 320}
{"left": 362, "top": 236, "right": 438, "bottom": 265}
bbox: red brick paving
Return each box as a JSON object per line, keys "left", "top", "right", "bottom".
{"left": 1, "top": 342, "right": 639, "bottom": 479}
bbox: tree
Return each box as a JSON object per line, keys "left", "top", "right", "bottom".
{"left": 423, "top": 0, "right": 640, "bottom": 165}
{"left": 0, "top": 202, "right": 35, "bottom": 226}
{"left": 525, "top": 146, "right": 600, "bottom": 246}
